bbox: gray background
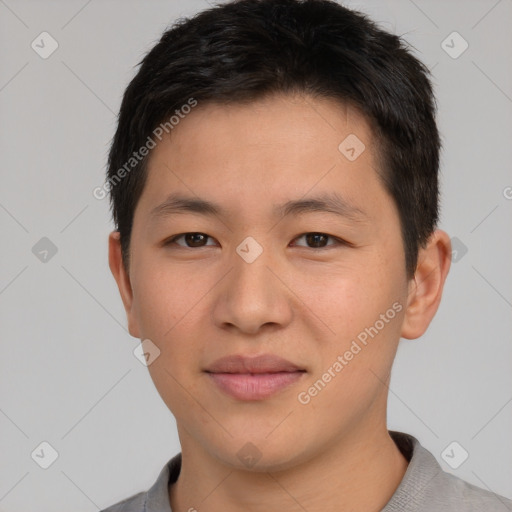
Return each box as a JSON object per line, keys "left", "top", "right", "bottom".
{"left": 0, "top": 0, "right": 511, "bottom": 510}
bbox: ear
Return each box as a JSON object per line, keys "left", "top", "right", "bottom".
{"left": 108, "top": 231, "right": 140, "bottom": 338}
{"left": 401, "top": 229, "right": 452, "bottom": 340}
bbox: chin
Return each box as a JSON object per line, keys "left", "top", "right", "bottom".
{"left": 208, "top": 433, "right": 314, "bottom": 474}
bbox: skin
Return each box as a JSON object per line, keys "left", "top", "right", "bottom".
{"left": 109, "top": 93, "right": 451, "bottom": 512}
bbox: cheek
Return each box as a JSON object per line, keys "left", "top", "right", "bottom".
{"left": 130, "top": 257, "right": 225, "bottom": 363}
{"left": 304, "top": 248, "right": 406, "bottom": 370}
{"left": 300, "top": 253, "right": 403, "bottom": 330}
{"left": 131, "top": 257, "right": 205, "bottom": 338}
{"left": 131, "top": 265, "right": 208, "bottom": 411}
{"left": 297, "top": 286, "right": 405, "bottom": 423}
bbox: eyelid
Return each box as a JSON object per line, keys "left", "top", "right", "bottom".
{"left": 163, "top": 232, "right": 353, "bottom": 249}
{"left": 290, "top": 233, "right": 347, "bottom": 249}
{"left": 164, "top": 232, "right": 217, "bottom": 248}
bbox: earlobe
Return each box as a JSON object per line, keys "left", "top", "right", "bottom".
{"left": 401, "top": 229, "right": 452, "bottom": 340}
{"left": 108, "top": 231, "right": 140, "bottom": 338}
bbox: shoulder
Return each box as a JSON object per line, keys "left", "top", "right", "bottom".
{"left": 99, "top": 453, "right": 182, "bottom": 512}
{"left": 385, "top": 431, "right": 512, "bottom": 512}
{"left": 100, "top": 491, "right": 146, "bottom": 512}
{"left": 432, "top": 470, "right": 512, "bottom": 511}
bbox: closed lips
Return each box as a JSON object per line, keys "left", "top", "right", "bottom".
{"left": 204, "top": 353, "right": 306, "bottom": 374}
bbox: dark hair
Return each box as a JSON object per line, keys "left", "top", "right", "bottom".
{"left": 106, "top": 0, "right": 440, "bottom": 278}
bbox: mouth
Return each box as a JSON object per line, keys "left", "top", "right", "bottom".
{"left": 206, "top": 371, "right": 306, "bottom": 401}
{"left": 204, "top": 354, "right": 306, "bottom": 401}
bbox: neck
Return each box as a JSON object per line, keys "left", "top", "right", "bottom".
{"left": 169, "top": 423, "right": 409, "bottom": 512}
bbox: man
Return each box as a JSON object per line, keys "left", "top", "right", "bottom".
{"left": 102, "top": 0, "right": 512, "bottom": 510}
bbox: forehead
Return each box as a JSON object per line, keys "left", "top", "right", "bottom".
{"left": 135, "top": 93, "right": 389, "bottom": 223}
{"left": 155, "top": 93, "right": 375, "bottom": 163}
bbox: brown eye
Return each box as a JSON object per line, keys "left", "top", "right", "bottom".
{"left": 292, "top": 232, "right": 343, "bottom": 249}
{"left": 163, "top": 232, "right": 347, "bottom": 250}
{"left": 165, "top": 232, "right": 216, "bottom": 248}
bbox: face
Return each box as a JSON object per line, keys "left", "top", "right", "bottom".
{"left": 112, "top": 93, "right": 414, "bottom": 471}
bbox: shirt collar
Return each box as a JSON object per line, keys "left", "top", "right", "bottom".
{"left": 142, "top": 431, "right": 441, "bottom": 512}
{"left": 382, "top": 431, "right": 444, "bottom": 511}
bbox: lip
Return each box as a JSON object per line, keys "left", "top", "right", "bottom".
{"left": 204, "top": 354, "right": 306, "bottom": 401}
{"left": 207, "top": 372, "right": 305, "bottom": 400}
{"left": 205, "top": 353, "right": 304, "bottom": 374}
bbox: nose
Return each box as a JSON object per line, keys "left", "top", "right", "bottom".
{"left": 211, "top": 243, "right": 293, "bottom": 335}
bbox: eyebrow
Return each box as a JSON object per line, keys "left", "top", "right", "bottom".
{"left": 149, "top": 191, "right": 368, "bottom": 223}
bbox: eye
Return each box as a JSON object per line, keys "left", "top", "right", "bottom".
{"left": 163, "top": 232, "right": 350, "bottom": 250}
{"left": 291, "top": 232, "right": 348, "bottom": 249}
{"left": 164, "top": 232, "right": 217, "bottom": 248}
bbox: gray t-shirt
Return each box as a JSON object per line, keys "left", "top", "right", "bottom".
{"left": 100, "top": 431, "right": 512, "bottom": 511}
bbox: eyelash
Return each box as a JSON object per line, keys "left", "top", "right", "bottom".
{"left": 163, "top": 232, "right": 351, "bottom": 250}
